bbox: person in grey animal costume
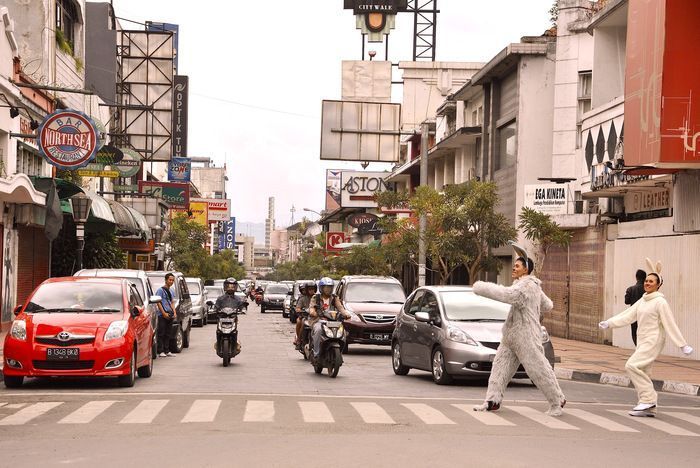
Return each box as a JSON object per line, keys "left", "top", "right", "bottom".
{"left": 473, "top": 242, "right": 566, "bottom": 416}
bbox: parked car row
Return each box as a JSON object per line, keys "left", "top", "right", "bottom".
{"left": 2, "top": 268, "right": 206, "bottom": 389}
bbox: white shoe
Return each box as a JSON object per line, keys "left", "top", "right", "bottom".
{"left": 632, "top": 403, "right": 656, "bottom": 411}
{"left": 166, "top": 352, "right": 175, "bottom": 357}
{"left": 158, "top": 352, "right": 167, "bottom": 358}
{"left": 546, "top": 406, "right": 563, "bottom": 417}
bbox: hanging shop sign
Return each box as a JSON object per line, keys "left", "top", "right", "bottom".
{"left": 347, "top": 212, "right": 381, "bottom": 235}
{"left": 523, "top": 184, "right": 568, "bottom": 216}
{"left": 37, "top": 109, "right": 102, "bottom": 170}
{"left": 170, "top": 200, "right": 208, "bottom": 226}
{"left": 218, "top": 218, "right": 236, "bottom": 251}
{"left": 341, "top": 171, "right": 393, "bottom": 208}
{"left": 114, "top": 148, "right": 142, "bottom": 177}
{"left": 172, "top": 75, "right": 189, "bottom": 158}
{"left": 168, "top": 157, "right": 191, "bottom": 182}
{"left": 191, "top": 198, "right": 230, "bottom": 222}
{"left": 326, "top": 231, "right": 347, "bottom": 252}
{"left": 138, "top": 181, "right": 190, "bottom": 209}
{"left": 118, "top": 238, "right": 155, "bottom": 253}
{"left": 95, "top": 144, "right": 124, "bottom": 165}
{"left": 114, "top": 184, "right": 139, "bottom": 192}
{"left": 76, "top": 169, "right": 120, "bottom": 178}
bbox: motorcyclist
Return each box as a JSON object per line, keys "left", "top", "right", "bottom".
{"left": 214, "top": 277, "right": 247, "bottom": 313}
{"left": 294, "top": 281, "right": 317, "bottom": 348}
{"left": 309, "top": 277, "right": 350, "bottom": 361}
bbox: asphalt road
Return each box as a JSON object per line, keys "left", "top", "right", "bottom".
{"left": 1, "top": 303, "right": 699, "bottom": 468}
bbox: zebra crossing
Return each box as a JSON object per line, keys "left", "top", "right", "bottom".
{"left": 1, "top": 398, "right": 699, "bottom": 436}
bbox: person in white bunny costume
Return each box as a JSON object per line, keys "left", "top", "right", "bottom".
{"left": 473, "top": 242, "right": 566, "bottom": 416}
{"left": 599, "top": 258, "right": 694, "bottom": 417}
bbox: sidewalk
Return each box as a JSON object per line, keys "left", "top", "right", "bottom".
{"left": 552, "top": 337, "right": 700, "bottom": 397}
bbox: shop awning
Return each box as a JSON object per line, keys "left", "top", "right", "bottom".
{"left": 29, "top": 176, "right": 83, "bottom": 199}
{"left": 106, "top": 199, "right": 140, "bottom": 235}
{"left": 124, "top": 205, "right": 151, "bottom": 240}
{"left": 0, "top": 174, "right": 46, "bottom": 205}
{"left": 85, "top": 191, "right": 116, "bottom": 224}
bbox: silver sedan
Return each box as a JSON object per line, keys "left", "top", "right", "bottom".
{"left": 391, "top": 285, "right": 555, "bottom": 385}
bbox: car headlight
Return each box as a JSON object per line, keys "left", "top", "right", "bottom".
{"left": 104, "top": 320, "right": 129, "bottom": 341}
{"left": 541, "top": 326, "right": 551, "bottom": 344}
{"left": 447, "top": 326, "right": 478, "bottom": 346}
{"left": 10, "top": 320, "right": 27, "bottom": 341}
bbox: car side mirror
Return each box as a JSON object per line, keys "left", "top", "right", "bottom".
{"left": 13, "top": 304, "right": 23, "bottom": 316}
{"left": 131, "top": 306, "right": 141, "bottom": 318}
{"left": 149, "top": 295, "right": 162, "bottom": 304}
{"left": 415, "top": 311, "right": 430, "bottom": 323}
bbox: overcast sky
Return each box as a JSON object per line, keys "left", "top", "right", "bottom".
{"left": 108, "top": 0, "right": 555, "bottom": 226}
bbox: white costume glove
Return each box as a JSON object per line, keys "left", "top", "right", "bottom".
{"left": 598, "top": 321, "right": 610, "bottom": 329}
{"left": 681, "top": 345, "right": 694, "bottom": 355}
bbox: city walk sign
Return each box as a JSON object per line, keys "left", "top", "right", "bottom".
{"left": 37, "top": 110, "right": 102, "bottom": 170}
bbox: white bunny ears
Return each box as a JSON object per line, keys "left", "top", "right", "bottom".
{"left": 645, "top": 257, "right": 663, "bottom": 285}
{"left": 509, "top": 241, "right": 529, "bottom": 265}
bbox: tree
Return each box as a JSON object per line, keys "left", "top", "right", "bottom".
{"left": 518, "top": 207, "right": 572, "bottom": 275}
{"left": 163, "top": 214, "right": 209, "bottom": 276}
{"left": 201, "top": 249, "right": 246, "bottom": 282}
{"left": 377, "top": 181, "right": 517, "bottom": 285}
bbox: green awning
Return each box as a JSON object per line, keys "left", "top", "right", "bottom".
{"left": 29, "top": 176, "right": 83, "bottom": 199}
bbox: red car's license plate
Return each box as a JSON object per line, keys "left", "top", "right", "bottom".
{"left": 370, "top": 333, "right": 390, "bottom": 341}
{"left": 46, "top": 348, "right": 80, "bottom": 361}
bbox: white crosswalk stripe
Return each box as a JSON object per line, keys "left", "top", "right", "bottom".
{"left": 59, "top": 400, "right": 119, "bottom": 424}
{"left": 565, "top": 408, "right": 638, "bottom": 433}
{"left": 120, "top": 400, "right": 169, "bottom": 424}
{"left": 5, "top": 403, "right": 27, "bottom": 409}
{"left": 351, "top": 402, "right": 395, "bottom": 424}
{"left": 0, "top": 403, "right": 6, "bottom": 408}
{"left": 0, "top": 402, "right": 63, "bottom": 426}
{"left": 508, "top": 406, "right": 579, "bottom": 430}
{"left": 402, "top": 403, "right": 455, "bottom": 425}
{"left": 244, "top": 400, "right": 275, "bottom": 422}
{"left": 452, "top": 404, "right": 515, "bottom": 426}
{"left": 299, "top": 401, "right": 334, "bottom": 423}
{"left": 608, "top": 410, "right": 699, "bottom": 437}
{"left": 181, "top": 400, "right": 221, "bottom": 423}
{"left": 666, "top": 412, "right": 700, "bottom": 427}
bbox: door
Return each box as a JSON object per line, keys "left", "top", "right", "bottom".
{"left": 129, "top": 285, "right": 149, "bottom": 364}
{"left": 400, "top": 289, "right": 425, "bottom": 367}
{"left": 414, "top": 292, "right": 440, "bottom": 369}
{"left": 177, "top": 276, "right": 192, "bottom": 332}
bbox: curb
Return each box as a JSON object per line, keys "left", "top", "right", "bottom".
{"left": 554, "top": 367, "right": 700, "bottom": 397}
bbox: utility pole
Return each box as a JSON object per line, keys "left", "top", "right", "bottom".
{"left": 418, "top": 121, "right": 429, "bottom": 287}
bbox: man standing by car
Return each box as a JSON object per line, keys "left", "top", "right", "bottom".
{"left": 624, "top": 269, "right": 646, "bottom": 346}
{"left": 156, "top": 273, "right": 177, "bottom": 357}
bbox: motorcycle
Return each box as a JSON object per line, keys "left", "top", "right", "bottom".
{"left": 297, "top": 308, "right": 311, "bottom": 360}
{"left": 309, "top": 309, "right": 346, "bottom": 378}
{"left": 208, "top": 301, "right": 247, "bottom": 367}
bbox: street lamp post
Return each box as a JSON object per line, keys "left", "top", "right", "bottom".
{"left": 70, "top": 192, "right": 92, "bottom": 273}
{"left": 303, "top": 207, "right": 322, "bottom": 217}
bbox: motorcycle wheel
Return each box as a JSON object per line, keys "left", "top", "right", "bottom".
{"left": 314, "top": 362, "right": 323, "bottom": 374}
{"left": 328, "top": 348, "right": 342, "bottom": 378}
{"left": 222, "top": 340, "right": 230, "bottom": 367}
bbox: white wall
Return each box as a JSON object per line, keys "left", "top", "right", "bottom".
{"left": 592, "top": 26, "right": 626, "bottom": 109}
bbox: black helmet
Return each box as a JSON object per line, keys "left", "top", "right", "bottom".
{"left": 298, "top": 283, "right": 307, "bottom": 293}
{"left": 223, "top": 277, "right": 238, "bottom": 292}
{"left": 304, "top": 281, "right": 317, "bottom": 293}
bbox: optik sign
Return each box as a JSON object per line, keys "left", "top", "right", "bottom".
{"left": 219, "top": 218, "right": 236, "bottom": 251}
{"left": 172, "top": 75, "right": 188, "bottom": 158}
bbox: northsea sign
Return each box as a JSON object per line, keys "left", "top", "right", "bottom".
{"left": 37, "top": 110, "right": 102, "bottom": 170}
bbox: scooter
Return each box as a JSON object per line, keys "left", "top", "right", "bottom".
{"left": 208, "top": 301, "right": 247, "bottom": 367}
{"left": 297, "top": 309, "right": 311, "bottom": 360}
{"left": 309, "top": 309, "right": 346, "bottom": 378}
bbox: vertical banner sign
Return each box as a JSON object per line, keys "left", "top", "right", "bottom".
{"left": 326, "top": 169, "right": 342, "bottom": 211}
{"left": 168, "top": 157, "right": 191, "bottom": 182}
{"left": 219, "top": 218, "right": 236, "bottom": 251}
{"left": 172, "top": 75, "right": 188, "bottom": 158}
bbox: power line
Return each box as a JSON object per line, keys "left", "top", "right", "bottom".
{"left": 190, "top": 92, "right": 319, "bottom": 120}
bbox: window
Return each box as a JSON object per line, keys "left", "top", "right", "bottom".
{"left": 477, "top": 106, "right": 483, "bottom": 126}
{"left": 407, "top": 290, "right": 426, "bottom": 316}
{"left": 56, "top": 0, "right": 79, "bottom": 51}
{"left": 16, "top": 144, "right": 44, "bottom": 176}
{"left": 495, "top": 121, "right": 516, "bottom": 171}
{"left": 472, "top": 109, "right": 478, "bottom": 126}
{"left": 420, "top": 292, "right": 439, "bottom": 318}
{"left": 344, "top": 282, "right": 406, "bottom": 304}
{"left": 577, "top": 71, "right": 592, "bottom": 148}
{"left": 474, "top": 137, "right": 482, "bottom": 178}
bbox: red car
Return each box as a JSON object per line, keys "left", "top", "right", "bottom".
{"left": 3, "top": 276, "right": 159, "bottom": 388}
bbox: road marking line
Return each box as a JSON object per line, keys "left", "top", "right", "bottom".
{"left": 508, "top": 406, "right": 579, "bottom": 430}
{"left": 243, "top": 400, "right": 275, "bottom": 422}
{"left": 5, "top": 403, "right": 27, "bottom": 409}
{"left": 119, "top": 400, "right": 169, "bottom": 424}
{"left": 351, "top": 402, "right": 395, "bottom": 424}
{"left": 566, "top": 408, "right": 638, "bottom": 432}
{"left": 666, "top": 412, "right": 700, "bottom": 427}
{"left": 181, "top": 400, "right": 221, "bottom": 423}
{"left": 452, "top": 404, "right": 515, "bottom": 426}
{"left": 608, "top": 410, "right": 699, "bottom": 437}
{"left": 401, "top": 403, "right": 455, "bottom": 425}
{"left": 0, "top": 402, "right": 63, "bottom": 426}
{"left": 299, "top": 402, "right": 334, "bottom": 423}
{"left": 58, "top": 400, "right": 119, "bottom": 424}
